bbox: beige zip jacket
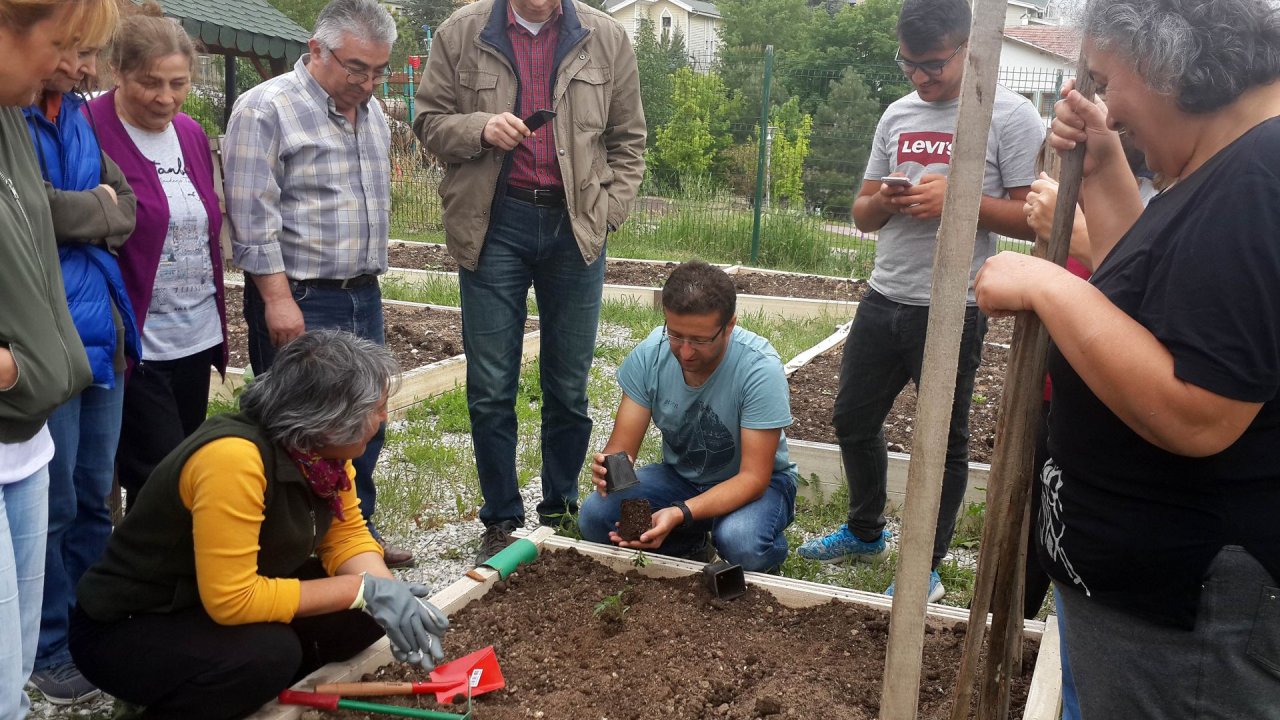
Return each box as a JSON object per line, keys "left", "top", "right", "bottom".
{"left": 413, "top": 0, "right": 646, "bottom": 271}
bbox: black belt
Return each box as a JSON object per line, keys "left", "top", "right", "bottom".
{"left": 294, "top": 273, "right": 378, "bottom": 290}
{"left": 506, "top": 185, "right": 566, "bottom": 207}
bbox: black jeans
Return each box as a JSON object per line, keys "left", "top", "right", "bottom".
{"left": 831, "top": 290, "right": 987, "bottom": 568}
{"left": 116, "top": 346, "right": 218, "bottom": 495}
{"left": 69, "top": 561, "right": 384, "bottom": 720}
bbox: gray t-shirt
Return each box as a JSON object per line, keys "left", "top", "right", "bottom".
{"left": 618, "top": 325, "right": 797, "bottom": 487}
{"left": 863, "top": 85, "right": 1044, "bottom": 305}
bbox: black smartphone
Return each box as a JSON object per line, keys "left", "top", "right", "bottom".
{"left": 523, "top": 109, "right": 556, "bottom": 132}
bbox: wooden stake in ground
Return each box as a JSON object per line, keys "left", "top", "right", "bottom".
{"left": 947, "top": 56, "right": 1096, "bottom": 720}
{"left": 877, "top": 0, "right": 1008, "bottom": 717}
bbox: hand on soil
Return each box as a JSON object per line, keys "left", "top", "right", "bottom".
{"left": 608, "top": 507, "right": 681, "bottom": 549}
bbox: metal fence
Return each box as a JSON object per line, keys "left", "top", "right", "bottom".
{"left": 378, "top": 53, "right": 1071, "bottom": 276}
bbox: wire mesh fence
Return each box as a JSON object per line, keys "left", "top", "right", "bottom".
{"left": 377, "top": 52, "right": 1071, "bottom": 275}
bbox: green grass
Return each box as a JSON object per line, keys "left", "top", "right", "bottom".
{"left": 380, "top": 275, "right": 462, "bottom": 306}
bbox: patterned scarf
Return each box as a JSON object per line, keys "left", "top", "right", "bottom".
{"left": 287, "top": 449, "right": 351, "bottom": 520}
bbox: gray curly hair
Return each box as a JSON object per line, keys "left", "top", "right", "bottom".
{"left": 239, "top": 329, "right": 400, "bottom": 452}
{"left": 1083, "top": 0, "right": 1280, "bottom": 113}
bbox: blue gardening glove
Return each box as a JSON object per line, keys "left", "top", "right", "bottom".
{"left": 358, "top": 575, "right": 449, "bottom": 670}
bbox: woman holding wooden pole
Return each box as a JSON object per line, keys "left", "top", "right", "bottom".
{"left": 975, "top": 0, "right": 1280, "bottom": 715}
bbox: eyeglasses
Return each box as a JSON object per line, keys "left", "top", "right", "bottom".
{"left": 895, "top": 42, "right": 967, "bottom": 79}
{"left": 663, "top": 322, "right": 728, "bottom": 349}
{"left": 327, "top": 47, "right": 391, "bottom": 85}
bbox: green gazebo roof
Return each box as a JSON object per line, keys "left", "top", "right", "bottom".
{"left": 157, "top": 0, "right": 310, "bottom": 64}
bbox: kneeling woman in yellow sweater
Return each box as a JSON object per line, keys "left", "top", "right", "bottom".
{"left": 70, "top": 330, "right": 446, "bottom": 719}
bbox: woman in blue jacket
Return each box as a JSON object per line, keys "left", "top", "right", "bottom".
{"left": 22, "top": 38, "right": 138, "bottom": 707}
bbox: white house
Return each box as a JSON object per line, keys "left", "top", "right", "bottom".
{"left": 1005, "top": 0, "right": 1061, "bottom": 26}
{"left": 999, "top": 24, "right": 1080, "bottom": 118}
{"left": 604, "top": 0, "right": 722, "bottom": 69}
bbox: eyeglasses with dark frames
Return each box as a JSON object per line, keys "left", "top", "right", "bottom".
{"left": 894, "top": 42, "right": 967, "bottom": 79}
{"left": 327, "top": 47, "right": 391, "bottom": 85}
{"left": 663, "top": 322, "right": 728, "bottom": 348}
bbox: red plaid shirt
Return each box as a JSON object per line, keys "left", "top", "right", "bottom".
{"left": 506, "top": 2, "right": 563, "bottom": 190}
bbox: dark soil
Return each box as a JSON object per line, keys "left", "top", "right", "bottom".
{"left": 386, "top": 242, "right": 866, "bottom": 302}
{"left": 618, "top": 499, "right": 652, "bottom": 541}
{"left": 786, "top": 317, "right": 1014, "bottom": 464}
{"left": 221, "top": 290, "right": 535, "bottom": 372}
{"left": 326, "top": 549, "right": 1037, "bottom": 720}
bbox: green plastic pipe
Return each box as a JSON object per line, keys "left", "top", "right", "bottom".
{"left": 278, "top": 689, "right": 469, "bottom": 719}
{"left": 481, "top": 537, "right": 539, "bottom": 579}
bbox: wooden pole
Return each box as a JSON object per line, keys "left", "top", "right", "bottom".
{"left": 948, "top": 56, "right": 1096, "bottom": 720}
{"left": 877, "top": 0, "right": 1007, "bottom": 717}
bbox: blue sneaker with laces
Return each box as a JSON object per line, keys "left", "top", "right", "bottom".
{"left": 885, "top": 569, "right": 946, "bottom": 603}
{"left": 796, "top": 524, "right": 890, "bottom": 563}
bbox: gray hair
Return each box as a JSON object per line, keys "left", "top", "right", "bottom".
{"left": 1083, "top": 0, "right": 1280, "bottom": 113}
{"left": 313, "top": 0, "right": 397, "bottom": 53}
{"left": 240, "top": 329, "right": 400, "bottom": 452}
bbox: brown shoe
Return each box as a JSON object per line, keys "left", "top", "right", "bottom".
{"left": 475, "top": 524, "right": 515, "bottom": 565}
{"left": 380, "top": 541, "right": 416, "bottom": 569}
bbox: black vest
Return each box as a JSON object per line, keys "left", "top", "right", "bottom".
{"left": 78, "top": 414, "right": 334, "bottom": 622}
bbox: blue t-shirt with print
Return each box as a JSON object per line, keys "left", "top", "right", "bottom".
{"left": 617, "top": 325, "right": 797, "bottom": 487}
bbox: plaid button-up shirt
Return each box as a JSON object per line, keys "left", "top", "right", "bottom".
{"left": 224, "top": 55, "right": 390, "bottom": 280}
{"left": 506, "top": 3, "right": 563, "bottom": 190}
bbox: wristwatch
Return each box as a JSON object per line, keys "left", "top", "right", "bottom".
{"left": 671, "top": 500, "right": 693, "bottom": 528}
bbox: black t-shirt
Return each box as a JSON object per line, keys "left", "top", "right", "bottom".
{"left": 1042, "top": 117, "right": 1280, "bottom": 629}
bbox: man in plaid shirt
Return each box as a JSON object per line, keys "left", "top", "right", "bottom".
{"left": 415, "top": 0, "right": 645, "bottom": 564}
{"left": 224, "top": 0, "right": 414, "bottom": 567}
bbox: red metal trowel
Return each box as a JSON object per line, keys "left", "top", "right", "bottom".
{"left": 314, "top": 646, "right": 505, "bottom": 704}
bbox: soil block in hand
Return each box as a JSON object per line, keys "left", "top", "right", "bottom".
{"left": 618, "top": 498, "right": 651, "bottom": 541}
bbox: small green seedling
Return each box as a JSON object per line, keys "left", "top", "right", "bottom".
{"left": 631, "top": 549, "right": 649, "bottom": 568}
{"left": 593, "top": 589, "right": 630, "bottom": 623}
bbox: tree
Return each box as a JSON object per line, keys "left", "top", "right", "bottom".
{"left": 648, "top": 68, "right": 735, "bottom": 187}
{"left": 632, "top": 15, "right": 688, "bottom": 138}
{"left": 403, "top": 0, "right": 458, "bottom": 38}
{"left": 803, "top": 67, "right": 881, "bottom": 217}
{"left": 715, "top": 0, "right": 811, "bottom": 52}
{"left": 767, "top": 97, "right": 811, "bottom": 206}
{"left": 785, "top": 0, "right": 908, "bottom": 110}
{"left": 266, "top": 0, "right": 328, "bottom": 31}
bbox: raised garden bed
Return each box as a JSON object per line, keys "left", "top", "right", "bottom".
{"left": 384, "top": 242, "right": 862, "bottom": 319}
{"left": 211, "top": 287, "right": 539, "bottom": 415}
{"left": 782, "top": 316, "right": 1013, "bottom": 507}
{"left": 251, "top": 527, "right": 1061, "bottom": 720}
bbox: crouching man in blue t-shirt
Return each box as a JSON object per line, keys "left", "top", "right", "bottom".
{"left": 577, "top": 261, "right": 798, "bottom": 573}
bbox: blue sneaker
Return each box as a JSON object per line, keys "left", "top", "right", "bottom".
{"left": 796, "top": 525, "right": 890, "bottom": 563}
{"left": 885, "top": 570, "right": 946, "bottom": 603}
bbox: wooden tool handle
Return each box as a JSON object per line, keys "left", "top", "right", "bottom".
{"left": 313, "top": 681, "right": 418, "bottom": 696}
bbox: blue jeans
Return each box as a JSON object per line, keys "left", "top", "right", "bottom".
{"left": 37, "top": 383, "right": 125, "bottom": 671}
{"left": 243, "top": 281, "right": 387, "bottom": 537}
{"left": 1053, "top": 587, "right": 1081, "bottom": 720}
{"left": 461, "top": 196, "right": 604, "bottom": 528}
{"left": 832, "top": 289, "right": 987, "bottom": 568}
{"left": 1, "top": 465, "right": 50, "bottom": 719}
{"left": 578, "top": 464, "right": 798, "bottom": 572}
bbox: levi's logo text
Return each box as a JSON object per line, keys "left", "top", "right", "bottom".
{"left": 897, "top": 131, "right": 954, "bottom": 166}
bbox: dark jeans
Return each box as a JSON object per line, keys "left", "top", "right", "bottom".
{"left": 460, "top": 196, "right": 605, "bottom": 528}
{"left": 69, "top": 561, "right": 383, "bottom": 720}
{"left": 117, "top": 346, "right": 218, "bottom": 495}
{"left": 831, "top": 289, "right": 987, "bottom": 569}
{"left": 243, "top": 280, "right": 387, "bottom": 537}
{"left": 1056, "top": 547, "right": 1280, "bottom": 719}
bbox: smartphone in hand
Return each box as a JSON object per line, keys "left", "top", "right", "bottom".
{"left": 879, "top": 175, "right": 913, "bottom": 187}
{"left": 523, "top": 109, "right": 556, "bottom": 132}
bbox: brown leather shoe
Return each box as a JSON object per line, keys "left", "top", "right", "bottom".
{"left": 380, "top": 541, "right": 416, "bottom": 569}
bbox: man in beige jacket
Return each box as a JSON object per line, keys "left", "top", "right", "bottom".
{"left": 414, "top": 0, "right": 645, "bottom": 564}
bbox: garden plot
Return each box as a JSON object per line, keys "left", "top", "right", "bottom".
{"left": 782, "top": 315, "right": 1013, "bottom": 507}
{"left": 250, "top": 527, "right": 1061, "bottom": 720}
{"left": 211, "top": 289, "right": 539, "bottom": 415}
{"left": 384, "top": 241, "right": 862, "bottom": 319}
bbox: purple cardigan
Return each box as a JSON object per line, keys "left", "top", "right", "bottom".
{"left": 89, "top": 89, "right": 228, "bottom": 374}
